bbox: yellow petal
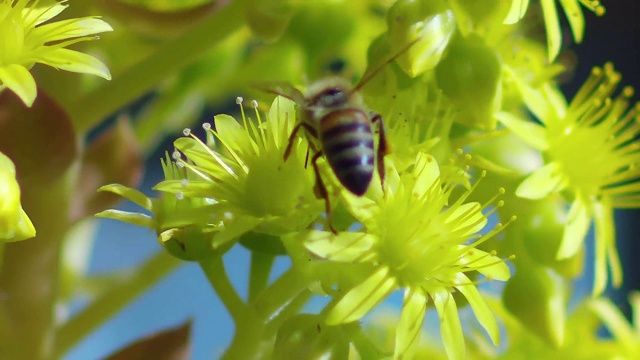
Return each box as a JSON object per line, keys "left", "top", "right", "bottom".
{"left": 394, "top": 288, "right": 427, "bottom": 359}
{"left": 540, "top": 0, "right": 562, "bottom": 61}
{"left": 503, "top": 0, "right": 530, "bottom": 24}
{"left": 37, "top": 48, "right": 111, "bottom": 80}
{"left": 557, "top": 198, "right": 591, "bottom": 259}
{"left": 495, "top": 112, "right": 548, "bottom": 151}
{"left": 326, "top": 266, "right": 397, "bottom": 325}
{"left": 558, "top": 0, "right": 584, "bottom": 43}
{"left": 303, "top": 230, "right": 376, "bottom": 263}
{"left": 454, "top": 273, "right": 500, "bottom": 345}
{"left": 516, "top": 162, "right": 566, "bottom": 199}
{"left": 95, "top": 209, "right": 154, "bottom": 228}
{"left": 433, "top": 289, "right": 465, "bottom": 360}
{"left": 98, "top": 184, "right": 153, "bottom": 211}
{"left": 34, "top": 17, "right": 113, "bottom": 42}
{"left": 0, "top": 64, "right": 37, "bottom": 107}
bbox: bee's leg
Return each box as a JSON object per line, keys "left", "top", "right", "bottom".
{"left": 304, "top": 146, "right": 311, "bottom": 168}
{"left": 284, "top": 123, "right": 317, "bottom": 162}
{"left": 372, "top": 114, "right": 390, "bottom": 194}
{"left": 311, "top": 150, "right": 337, "bottom": 234}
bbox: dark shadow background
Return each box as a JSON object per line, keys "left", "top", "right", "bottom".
{"left": 570, "top": 3, "right": 640, "bottom": 314}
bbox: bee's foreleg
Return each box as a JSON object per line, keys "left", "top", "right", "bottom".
{"left": 311, "top": 151, "right": 337, "bottom": 234}
{"left": 372, "top": 114, "right": 389, "bottom": 194}
{"left": 284, "top": 122, "right": 317, "bottom": 162}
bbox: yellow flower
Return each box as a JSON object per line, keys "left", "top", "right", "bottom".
{"left": 0, "top": 151, "right": 35, "bottom": 242}
{"left": 0, "top": 0, "right": 112, "bottom": 106}
{"left": 100, "top": 97, "right": 321, "bottom": 256}
{"left": 498, "top": 63, "right": 640, "bottom": 296}
{"left": 287, "top": 152, "right": 512, "bottom": 359}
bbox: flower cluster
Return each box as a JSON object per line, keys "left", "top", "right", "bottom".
{"left": 91, "top": 0, "right": 640, "bottom": 359}
{"left": 0, "top": 0, "right": 112, "bottom": 106}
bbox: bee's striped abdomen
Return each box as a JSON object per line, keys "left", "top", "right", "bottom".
{"left": 319, "top": 109, "right": 375, "bottom": 196}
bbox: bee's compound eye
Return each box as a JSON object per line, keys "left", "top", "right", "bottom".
{"left": 317, "top": 87, "right": 348, "bottom": 107}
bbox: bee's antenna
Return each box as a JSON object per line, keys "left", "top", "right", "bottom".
{"left": 351, "top": 38, "right": 420, "bottom": 94}
{"left": 252, "top": 82, "right": 306, "bottom": 104}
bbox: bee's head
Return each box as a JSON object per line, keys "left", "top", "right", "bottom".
{"left": 305, "top": 77, "right": 354, "bottom": 110}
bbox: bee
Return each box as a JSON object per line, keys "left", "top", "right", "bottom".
{"left": 259, "top": 40, "right": 416, "bottom": 233}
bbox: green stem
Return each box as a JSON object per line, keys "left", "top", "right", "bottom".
{"left": 252, "top": 268, "right": 306, "bottom": 321}
{"left": 200, "top": 256, "right": 265, "bottom": 360}
{"left": 263, "top": 289, "right": 312, "bottom": 338}
{"left": 69, "top": 0, "right": 251, "bottom": 133}
{"left": 248, "top": 252, "right": 275, "bottom": 302}
{"left": 199, "top": 256, "right": 247, "bottom": 321}
{"left": 0, "top": 174, "right": 72, "bottom": 360}
{"left": 54, "top": 251, "right": 181, "bottom": 358}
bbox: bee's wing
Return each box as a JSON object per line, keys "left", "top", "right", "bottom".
{"left": 252, "top": 81, "right": 305, "bottom": 104}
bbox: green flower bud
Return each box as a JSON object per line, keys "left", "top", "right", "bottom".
{"left": 448, "top": 0, "right": 512, "bottom": 35}
{"left": 522, "top": 198, "right": 583, "bottom": 278}
{"left": 386, "top": 0, "right": 456, "bottom": 77}
{"left": 0, "top": 151, "right": 35, "bottom": 242}
{"left": 159, "top": 225, "right": 217, "bottom": 262}
{"left": 503, "top": 264, "right": 567, "bottom": 348}
{"left": 247, "top": 0, "right": 298, "bottom": 42}
{"left": 239, "top": 231, "right": 286, "bottom": 256}
{"left": 288, "top": 1, "right": 354, "bottom": 53}
{"left": 435, "top": 34, "right": 502, "bottom": 129}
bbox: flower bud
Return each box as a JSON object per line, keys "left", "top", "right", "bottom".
{"left": 435, "top": 34, "right": 502, "bottom": 129}
{"left": 386, "top": 0, "right": 456, "bottom": 77}
{"left": 0, "top": 152, "right": 35, "bottom": 242}
{"left": 247, "top": 0, "right": 298, "bottom": 42}
{"left": 503, "top": 264, "right": 566, "bottom": 348}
